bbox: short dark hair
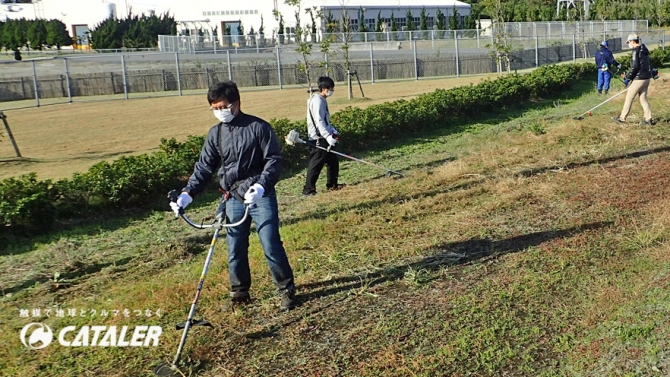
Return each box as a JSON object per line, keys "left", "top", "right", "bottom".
{"left": 317, "top": 76, "right": 335, "bottom": 91}
{"left": 207, "top": 81, "right": 240, "bottom": 104}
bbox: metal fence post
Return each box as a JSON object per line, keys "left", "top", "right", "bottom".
{"left": 277, "top": 46, "right": 283, "bottom": 89}
{"left": 663, "top": 30, "right": 666, "bottom": 48}
{"left": 413, "top": 40, "right": 418, "bottom": 80}
{"left": 369, "top": 43, "right": 375, "bottom": 83}
{"left": 325, "top": 52, "right": 329, "bottom": 76}
{"left": 31, "top": 60, "right": 40, "bottom": 107}
{"left": 121, "top": 55, "right": 129, "bottom": 100}
{"left": 227, "top": 50, "right": 233, "bottom": 81}
{"left": 535, "top": 34, "right": 539, "bottom": 68}
{"left": 455, "top": 34, "right": 460, "bottom": 78}
{"left": 572, "top": 33, "right": 576, "bottom": 62}
{"left": 175, "top": 52, "right": 182, "bottom": 96}
{"left": 0, "top": 111, "right": 22, "bottom": 158}
{"left": 64, "top": 58, "right": 72, "bottom": 103}
{"left": 476, "top": 25, "right": 480, "bottom": 48}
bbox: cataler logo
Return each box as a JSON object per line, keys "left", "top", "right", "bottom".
{"left": 20, "top": 323, "right": 53, "bottom": 350}
{"left": 20, "top": 323, "right": 162, "bottom": 349}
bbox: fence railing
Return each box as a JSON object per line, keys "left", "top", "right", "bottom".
{"left": 0, "top": 48, "right": 159, "bottom": 57}
{"left": 158, "top": 20, "right": 649, "bottom": 52}
{"left": 0, "top": 29, "right": 665, "bottom": 108}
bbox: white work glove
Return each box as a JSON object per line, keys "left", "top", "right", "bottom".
{"left": 169, "top": 192, "right": 192, "bottom": 217}
{"left": 325, "top": 134, "right": 337, "bottom": 147}
{"left": 244, "top": 183, "right": 265, "bottom": 205}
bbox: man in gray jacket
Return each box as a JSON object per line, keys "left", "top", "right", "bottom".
{"left": 302, "top": 76, "right": 345, "bottom": 196}
{"left": 170, "top": 81, "right": 297, "bottom": 311}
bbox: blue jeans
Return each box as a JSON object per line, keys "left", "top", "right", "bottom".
{"left": 597, "top": 69, "right": 611, "bottom": 91}
{"left": 216, "top": 195, "right": 295, "bottom": 296}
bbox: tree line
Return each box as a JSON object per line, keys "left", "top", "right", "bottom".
{"left": 466, "top": 0, "right": 670, "bottom": 27}
{"left": 0, "top": 19, "right": 72, "bottom": 59}
{"left": 89, "top": 11, "right": 177, "bottom": 50}
{"left": 0, "top": 11, "right": 177, "bottom": 60}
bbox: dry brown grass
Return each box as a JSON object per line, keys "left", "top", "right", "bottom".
{"left": 0, "top": 75, "right": 495, "bottom": 180}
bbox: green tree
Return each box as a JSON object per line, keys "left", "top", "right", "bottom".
{"left": 0, "top": 21, "right": 4, "bottom": 51}
{"left": 405, "top": 9, "right": 415, "bottom": 31}
{"left": 359, "top": 7, "right": 367, "bottom": 32}
{"left": 449, "top": 6, "right": 460, "bottom": 30}
{"left": 375, "top": 10, "right": 382, "bottom": 32}
{"left": 27, "top": 20, "right": 48, "bottom": 50}
{"left": 435, "top": 8, "right": 446, "bottom": 31}
{"left": 391, "top": 11, "right": 397, "bottom": 32}
{"left": 45, "top": 19, "right": 73, "bottom": 50}
{"left": 420, "top": 6, "right": 428, "bottom": 39}
{"left": 324, "top": 11, "right": 335, "bottom": 33}
{"left": 89, "top": 11, "right": 175, "bottom": 49}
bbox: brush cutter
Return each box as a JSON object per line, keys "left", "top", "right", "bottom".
{"left": 153, "top": 190, "right": 250, "bottom": 377}
{"left": 573, "top": 87, "right": 629, "bottom": 120}
{"left": 284, "top": 129, "right": 404, "bottom": 178}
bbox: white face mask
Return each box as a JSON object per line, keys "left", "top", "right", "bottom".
{"left": 213, "top": 107, "right": 235, "bottom": 123}
{"left": 326, "top": 90, "right": 334, "bottom": 97}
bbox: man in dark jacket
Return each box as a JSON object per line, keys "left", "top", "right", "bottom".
{"left": 613, "top": 33, "right": 654, "bottom": 125}
{"left": 170, "top": 81, "right": 297, "bottom": 311}
{"left": 595, "top": 41, "right": 619, "bottom": 95}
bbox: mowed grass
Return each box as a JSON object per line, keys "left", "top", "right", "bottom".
{"left": 2, "top": 72, "right": 670, "bottom": 376}
{"left": 0, "top": 74, "right": 497, "bottom": 180}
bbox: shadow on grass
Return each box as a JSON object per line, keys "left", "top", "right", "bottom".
{"left": 280, "top": 143, "right": 670, "bottom": 228}
{"left": 237, "top": 221, "right": 612, "bottom": 342}
{"left": 0, "top": 189, "right": 224, "bottom": 257}
{"left": 1, "top": 256, "right": 135, "bottom": 296}
{"left": 297, "top": 221, "right": 611, "bottom": 303}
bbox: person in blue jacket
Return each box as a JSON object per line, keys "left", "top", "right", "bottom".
{"left": 595, "top": 41, "right": 620, "bottom": 95}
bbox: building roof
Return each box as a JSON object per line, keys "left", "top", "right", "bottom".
{"left": 303, "top": 0, "right": 471, "bottom": 8}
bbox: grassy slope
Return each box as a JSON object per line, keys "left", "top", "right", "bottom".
{"left": 1, "top": 73, "right": 670, "bottom": 377}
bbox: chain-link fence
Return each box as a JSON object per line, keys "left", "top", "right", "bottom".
{"left": 0, "top": 27, "right": 665, "bottom": 108}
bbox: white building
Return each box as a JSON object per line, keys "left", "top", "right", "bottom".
{"left": 195, "top": 0, "right": 472, "bottom": 44}
{"left": 0, "top": 0, "right": 471, "bottom": 48}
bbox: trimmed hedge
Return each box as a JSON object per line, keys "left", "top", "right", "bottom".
{"left": 0, "top": 62, "right": 596, "bottom": 235}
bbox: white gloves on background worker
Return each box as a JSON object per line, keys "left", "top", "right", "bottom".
{"left": 325, "top": 134, "right": 337, "bottom": 147}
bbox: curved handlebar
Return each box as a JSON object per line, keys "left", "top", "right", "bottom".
{"left": 178, "top": 205, "right": 250, "bottom": 230}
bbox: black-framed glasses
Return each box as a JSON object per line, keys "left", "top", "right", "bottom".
{"left": 210, "top": 103, "right": 234, "bottom": 111}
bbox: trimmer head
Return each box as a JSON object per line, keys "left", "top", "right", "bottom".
{"left": 153, "top": 362, "right": 184, "bottom": 377}
{"left": 284, "top": 129, "right": 305, "bottom": 146}
{"left": 385, "top": 171, "right": 404, "bottom": 179}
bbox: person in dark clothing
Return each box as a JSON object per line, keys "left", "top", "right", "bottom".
{"left": 595, "top": 41, "right": 620, "bottom": 95}
{"left": 170, "top": 81, "right": 298, "bottom": 311}
{"left": 302, "top": 76, "right": 345, "bottom": 196}
{"left": 612, "top": 33, "right": 654, "bottom": 125}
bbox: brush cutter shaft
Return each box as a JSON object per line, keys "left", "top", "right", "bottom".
{"left": 312, "top": 144, "right": 403, "bottom": 176}
{"left": 171, "top": 226, "right": 221, "bottom": 365}
{"left": 577, "top": 87, "right": 628, "bottom": 118}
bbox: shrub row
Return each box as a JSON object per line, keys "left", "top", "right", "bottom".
{"left": 1, "top": 62, "right": 596, "bottom": 235}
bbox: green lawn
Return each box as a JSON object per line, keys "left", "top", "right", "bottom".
{"left": 2, "top": 72, "right": 670, "bottom": 377}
